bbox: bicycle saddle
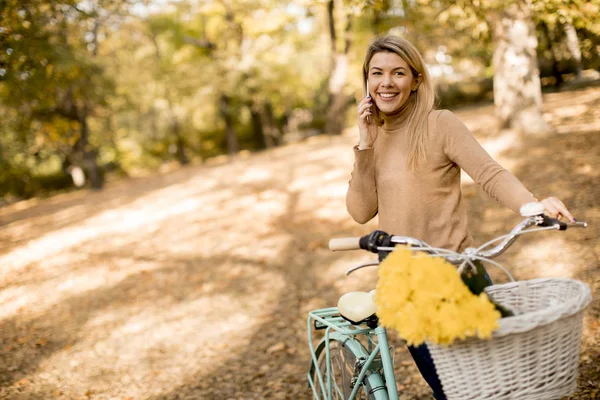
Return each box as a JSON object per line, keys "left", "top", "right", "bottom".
{"left": 338, "top": 290, "right": 377, "bottom": 326}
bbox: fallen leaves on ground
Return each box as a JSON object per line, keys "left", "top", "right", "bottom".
{"left": 0, "top": 85, "right": 599, "bottom": 399}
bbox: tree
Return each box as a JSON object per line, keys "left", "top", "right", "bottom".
{"left": 402, "top": 0, "right": 550, "bottom": 134}
{"left": 188, "top": 0, "right": 319, "bottom": 152}
{"left": 0, "top": 0, "right": 131, "bottom": 192}
{"left": 325, "top": 0, "right": 353, "bottom": 135}
{"left": 533, "top": 0, "right": 600, "bottom": 84}
{"left": 487, "top": 0, "right": 549, "bottom": 133}
{"left": 145, "top": 14, "right": 194, "bottom": 165}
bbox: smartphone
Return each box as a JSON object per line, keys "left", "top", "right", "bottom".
{"left": 365, "top": 80, "right": 371, "bottom": 123}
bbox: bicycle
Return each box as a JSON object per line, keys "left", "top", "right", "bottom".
{"left": 307, "top": 202, "right": 591, "bottom": 400}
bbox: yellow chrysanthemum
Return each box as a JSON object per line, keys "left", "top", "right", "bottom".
{"left": 375, "top": 247, "right": 501, "bottom": 346}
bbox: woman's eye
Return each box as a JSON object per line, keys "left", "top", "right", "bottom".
{"left": 372, "top": 71, "right": 382, "bottom": 75}
{"left": 395, "top": 71, "right": 405, "bottom": 76}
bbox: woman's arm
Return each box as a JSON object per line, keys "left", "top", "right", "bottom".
{"left": 346, "top": 146, "right": 378, "bottom": 224}
{"left": 439, "top": 110, "right": 574, "bottom": 221}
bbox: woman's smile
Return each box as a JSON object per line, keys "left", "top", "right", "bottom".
{"left": 378, "top": 92, "right": 399, "bottom": 101}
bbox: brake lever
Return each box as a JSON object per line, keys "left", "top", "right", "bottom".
{"left": 360, "top": 230, "right": 392, "bottom": 253}
{"left": 538, "top": 214, "right": 568, "bottom": 230}
{"left": 345, "top": 261, "right": 380, "bottom": 276}
{"left": 537, "top": 215, "right": 588, "bottom": 230}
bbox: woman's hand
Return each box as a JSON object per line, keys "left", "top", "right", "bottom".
{"left": 357, "top": 96, "right": 377, "bottom": 149}
{"left": 541, "top": 197, "right": 575, "bottom": 222}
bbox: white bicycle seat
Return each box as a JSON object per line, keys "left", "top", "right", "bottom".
{"left": 337, "top": 290, "right": 377, "bottom": 324}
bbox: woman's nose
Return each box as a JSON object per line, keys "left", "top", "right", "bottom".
{"left": 381, "top": 74, "right": 393, "bottom": 86}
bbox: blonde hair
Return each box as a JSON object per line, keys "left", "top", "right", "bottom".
{"left": 363, "top": 35, "right": 435, "bottom": 171}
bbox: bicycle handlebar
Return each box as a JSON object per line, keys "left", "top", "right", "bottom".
{"left": 329, "top": 237, "right": 361, "bottom": 251}
{"left": 329, "top": 209, "right": 587, "bottom": 274}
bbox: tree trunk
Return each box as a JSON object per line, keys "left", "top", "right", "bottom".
{"left": 81, "top": 18, "right": 102, "bottom": 190}
{"left": 249, "top": 102, "right": 267, "bottom": 150}
{"left": 165, "top": 97, "right": 188, "bottom": 165}
{"left": 326, "top": 2, "right": 353, "bottom": 135}
{"left": 563, "top": 22, "right": 583, "bottom": 79}
{"left": 219, "top": 94, "right": 239, "bottom": 156}
{"left": 540, "top": 20, "right": 563, "bottom": 89}
{"left": 172, "top": 117, "right": 189, "bottom": 165}
{"left": 263, "top": 101, "right": 281, "bottom": 147}
{"left": 327, "top": 0, "right": 336, "bottom": 59}
{"left": 490, "top": 1, "right": 550, "bottom": 134}
{"left": 150, "top": 30, "right": 189, "bottom": 165}
{"left": 79, "top": 105, "right": 103, "bottom": 190}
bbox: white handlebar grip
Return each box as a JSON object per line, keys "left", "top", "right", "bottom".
{"left": 329, "top": 237, "right": 361, "bottom": 251}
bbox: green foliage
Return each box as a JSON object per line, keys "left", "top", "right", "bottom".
{"left": 533, "top": 0, "right": 600, "bottom": 77}
{"left": 0, "top": 0, "right": 123, "bottom": 196}
{"left": 1, "top": 0, "right": 598, "bottom": 200}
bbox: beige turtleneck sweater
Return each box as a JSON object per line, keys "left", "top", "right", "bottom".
{"left": 346, "top": 107, "right": 537, "bottom": 252}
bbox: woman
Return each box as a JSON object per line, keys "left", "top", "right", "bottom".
{"left": 346, "top": 35, "right": 574, "bottom": 399}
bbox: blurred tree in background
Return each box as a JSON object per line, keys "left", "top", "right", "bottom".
{"left": 1, "top": 0, "right": 598, "bottom": 201}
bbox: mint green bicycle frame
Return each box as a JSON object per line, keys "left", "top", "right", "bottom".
{"left": 307, "top": 307, "right": 399, "bottom": 400}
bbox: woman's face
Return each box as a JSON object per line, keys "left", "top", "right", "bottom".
{"left": 367, "top": 52, "right": 420, "bottom": 114}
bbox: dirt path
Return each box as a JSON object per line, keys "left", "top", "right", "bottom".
{"left": 1, "top": 85, "right": 599, "bottom": 400}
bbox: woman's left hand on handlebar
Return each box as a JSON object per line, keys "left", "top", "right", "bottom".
{"left": 541, "top": 197, "right": 575, "bottom": 222}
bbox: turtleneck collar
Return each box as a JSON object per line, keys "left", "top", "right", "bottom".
{"left": 379, "top": 93, "right": 417, "bottom": 131}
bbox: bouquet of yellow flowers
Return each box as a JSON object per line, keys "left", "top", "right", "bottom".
{"left": 375, "top": 247, "right": 501, "bottom": 346}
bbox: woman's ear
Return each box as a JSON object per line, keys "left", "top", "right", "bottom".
{"left": 412, "top": 73, "right": 423, "bottom": 92}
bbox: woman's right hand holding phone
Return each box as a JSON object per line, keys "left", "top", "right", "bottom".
{"left": 357, "top": 95, "right": 377, "bottom": 149}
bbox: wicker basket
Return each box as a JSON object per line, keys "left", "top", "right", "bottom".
{"left": 428, "top": 278, "right": 592, "bottom": 400}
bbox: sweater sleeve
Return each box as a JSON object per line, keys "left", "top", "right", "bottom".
{"left": 346, "top": 146, "right": 378, "bottom": 224}
{"left": 439, "top": 110, "right": 537, "bottom": 213}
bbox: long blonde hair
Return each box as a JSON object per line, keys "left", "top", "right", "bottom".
{"left": 363, "top": 35, "right": 435, "bottom": 171}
